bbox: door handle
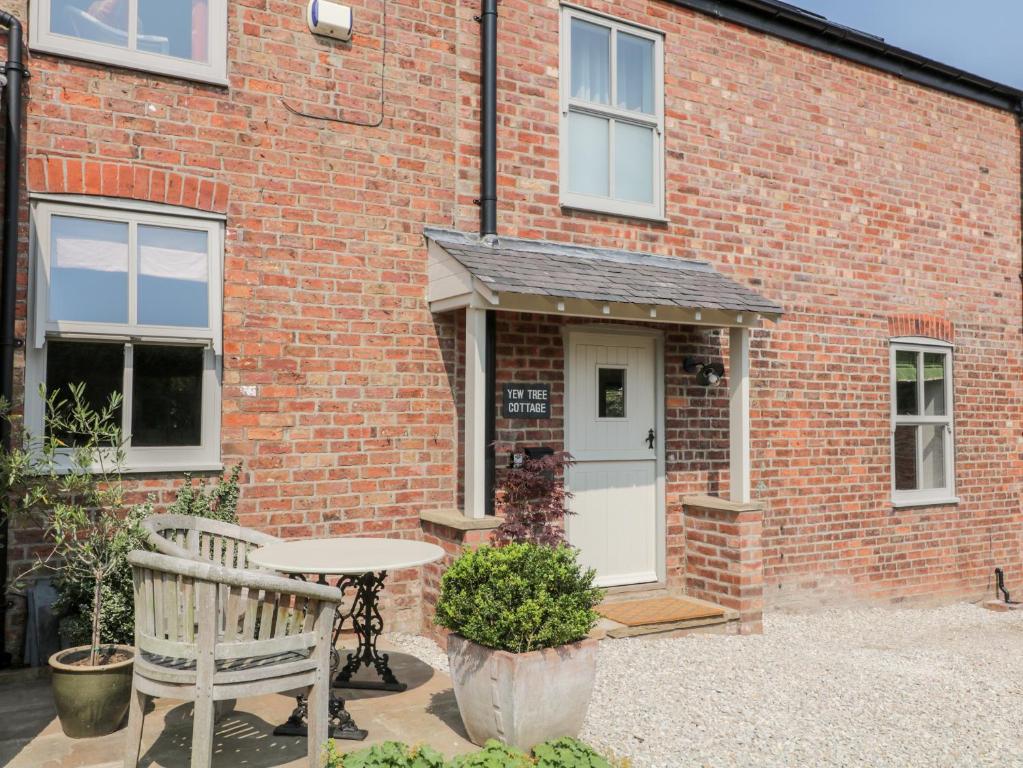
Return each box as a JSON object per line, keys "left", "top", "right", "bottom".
{"left": 646, "top": 428, "right": 655, "bottom": 449}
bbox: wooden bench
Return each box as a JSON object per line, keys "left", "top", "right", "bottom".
{"left": 124, "top": 550, "right": 341, "bottom": 768}
{"left": 142, "top": 514, "right": 282, "bottom": 571}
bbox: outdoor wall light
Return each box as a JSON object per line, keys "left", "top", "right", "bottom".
{"left": 683, "top": 356, "right": 725, "bottom": 387}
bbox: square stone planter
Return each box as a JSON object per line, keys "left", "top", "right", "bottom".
{"left": 446, "top": 633, "right": 598, "bottom": 750}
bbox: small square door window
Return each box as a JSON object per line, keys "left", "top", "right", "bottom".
{"left": 598, "top": 367, "right": 626, "bottom": 418}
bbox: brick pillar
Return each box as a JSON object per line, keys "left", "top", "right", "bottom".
{"left": 419, "top": 509, "right": 501, "bottom": 648}
{"left": 683, "top": 495, "right": 764, "bottom": 634}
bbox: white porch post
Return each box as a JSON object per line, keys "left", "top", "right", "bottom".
{"left": 729, "top": 326, "right": 751, "bottom": 504}
{"left": 464, "top": 307, "right": 488, "bottom": 518}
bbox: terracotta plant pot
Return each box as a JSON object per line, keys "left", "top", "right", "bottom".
{"left": 48, "top": 645, "right": 134, "bottom": 738}
{"left": 447, "top": 634, "right": 598, "bottom": 750}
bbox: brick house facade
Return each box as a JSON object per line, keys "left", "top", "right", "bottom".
{"left": 2, "top": 0, "right": 1022, "bottom": 654}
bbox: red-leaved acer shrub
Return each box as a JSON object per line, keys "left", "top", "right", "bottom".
{"left": 493, "top": 451, "right": 575, "bottom": 547}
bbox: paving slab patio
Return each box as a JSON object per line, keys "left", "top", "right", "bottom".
{"left": 0, "top": 642, "right": 476, "bottom": 768}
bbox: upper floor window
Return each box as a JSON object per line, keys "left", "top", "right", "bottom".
{"left": 890, "top": 338, "right": 956, "bottom": 507}
{"left": 30, "top": 0, "right": 228, "bottom": 85}
{"left": 560, "top": 7, "right": 664, "bottom": 220}
{"left": 27, "top": 197, "right": 224, "bottom": 471}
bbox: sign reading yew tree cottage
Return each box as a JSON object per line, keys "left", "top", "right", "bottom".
{"left": 502, "top": 383, "right": 551, "bottom": 419}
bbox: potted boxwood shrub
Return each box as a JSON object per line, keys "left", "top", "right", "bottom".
{"left": 1, "top": 384, "right": 140, "bottom": 737}
{"left": 435, "top": 542, "right": 604, "bottom": 750}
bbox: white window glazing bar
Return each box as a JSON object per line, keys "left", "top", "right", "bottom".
{"left": 127, "top": 0, "right": 139, "bottom": 51}
{"left": 122, "top": 343, "right": 134, "bottom": 448}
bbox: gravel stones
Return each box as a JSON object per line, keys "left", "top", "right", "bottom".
{"left": 388, "top": 604, "right": 1023, "bottom": 767}
{"left": 388, "top": 631, "right": 450, "bottom": 674}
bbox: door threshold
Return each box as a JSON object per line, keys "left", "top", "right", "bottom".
{"left": 601, "top": 581, "right": 667, "bottom": 598}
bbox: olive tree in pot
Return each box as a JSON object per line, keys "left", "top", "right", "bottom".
{"left": 2, "top": 384, "right": 141, "bottom": 737}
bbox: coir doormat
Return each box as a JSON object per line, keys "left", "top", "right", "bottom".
{"left": 598, "top": 596, "right": 725, "bottom": 627}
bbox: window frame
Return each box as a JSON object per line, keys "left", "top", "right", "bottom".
{"left": 29, "top": 0, "right": 228, "bottom": 86}
{"left": 889, "top": 337, "right": 957, "bottom": 507}
{"left": 27, "top": 196, "right": 224, "bottom": 472}
{"left": 559, "top": 5, "right": 665, "bottom": 221}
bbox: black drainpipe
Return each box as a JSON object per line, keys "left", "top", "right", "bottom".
{"left": 478, "top": 0, "right": 498, "bottom": 239}
{"left": 0, "top": 11, "right": 25, "bottom": 669}
{"left": 478, "top": 0, "right": 498, "bottom": 514}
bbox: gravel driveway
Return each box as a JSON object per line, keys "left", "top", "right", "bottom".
{"left": 390, "top": 603, "right": 1023, "bottom": 767}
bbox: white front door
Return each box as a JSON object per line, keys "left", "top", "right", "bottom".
{"left": 566, "top": 331, "right": 661, "bottom": 588}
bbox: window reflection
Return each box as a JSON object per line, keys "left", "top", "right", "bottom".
{"left": 598, "top": 367, "right": 626, "bottom": 418}
{"left": 50, "top": 215, "right": 129, "bottom": 324}
{"left": 131, "top": 345, "right": 203, "bottom": 446}
{"left": 49, "top": 0, "right": 210, "bottom": 62}
{"left": 45, "top": 341, "right": 124, "bottom": 446}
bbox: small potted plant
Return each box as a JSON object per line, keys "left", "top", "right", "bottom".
{"left": 435, "top": 542, "right": 604, "bottom": 750}
{"left": 1, "top": 384, "right": 140, "bottom": 737}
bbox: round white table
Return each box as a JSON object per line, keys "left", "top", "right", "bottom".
{"left": 249, "top": 537, "right": 444, "bottom": 740}
{"left": 251, "top": 537, "right": 445, "bottom": 576}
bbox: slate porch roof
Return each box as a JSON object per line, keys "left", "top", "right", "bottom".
{"left": 424, "top": 228, "right": 784, "bottom": 318}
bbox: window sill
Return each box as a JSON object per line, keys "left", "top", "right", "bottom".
{"left": 30, "top": 43, "right": 230, "bottom": 88}
{"left": 34, "top": 460, "right": 224, "bottom": 476}
{"left": 560, "top": 203, "right": 669, "bottom": 225}
{"left": 892, "top": 496, "right": 960, "bottom": 509}
{"left": 121, "top": 462, "right": 224, "bottom": 475}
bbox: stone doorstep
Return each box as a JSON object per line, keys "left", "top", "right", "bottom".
{"left": 599, "top": 584, "right": 674, "bottom": 604}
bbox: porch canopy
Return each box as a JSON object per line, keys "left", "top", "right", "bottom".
{"left": 424, "top": 228, "right": 784, "bottom": 517}
{"left": 425, "top": 228, "right": 783, "bottom": 327}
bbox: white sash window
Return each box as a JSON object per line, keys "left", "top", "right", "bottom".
{"left": 890, "top": 338, "right": 956, "bottom": 506}
{"left": 30, "top": 0, "right": 228, "bottom": 85}
{"left": 27, "top": 197, "right": 223, "bottom": 471}
{"left": 560, "top": 7, "right": 665, "bottom": 221}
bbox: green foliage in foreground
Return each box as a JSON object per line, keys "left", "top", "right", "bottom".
{"left": 325, "top": 740, "right": 445, "bottom": 768}
{"left": 324, "top": 738, "right": 615, "bottom": 768}
{"left": 168, "top": 463, "right": 242, "bottom": 523}
{"left": 434, "top": 543, "right": 603, "bottom": 654}
{"left": 530, "top": 739, "right": 614, "bottom": 768}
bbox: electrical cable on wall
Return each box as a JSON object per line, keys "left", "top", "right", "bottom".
{"left": 280, "top": 0, "right": 387, "bottom": 127}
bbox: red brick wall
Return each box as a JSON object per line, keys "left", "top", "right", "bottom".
{"left": 1, "top": 0, "right": 464, "bottom": 644}
{"left": 1, "top": 0, "right": 1021, "bottom": 656}
{"left": 447, "top": 0, "right": 1023, "bottom": 610}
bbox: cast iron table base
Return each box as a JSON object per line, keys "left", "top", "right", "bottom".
{"left": 272, "top": 574, "right": 367, "bottom": 740}
{"left": 334, "top": 570, "right": 407, "bottom": 692}
{"left": 273, "top": 691, "right": 367, "bottom": 740}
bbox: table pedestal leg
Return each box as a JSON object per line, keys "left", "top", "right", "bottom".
{"left": 273, "top": 690, "right": 367, "bottom": 740}
{"left": 334, "top": 571, "right": 407, "bottom": 692}
{"left": 273, "top": 575, "right": 367, "bottom": 740}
